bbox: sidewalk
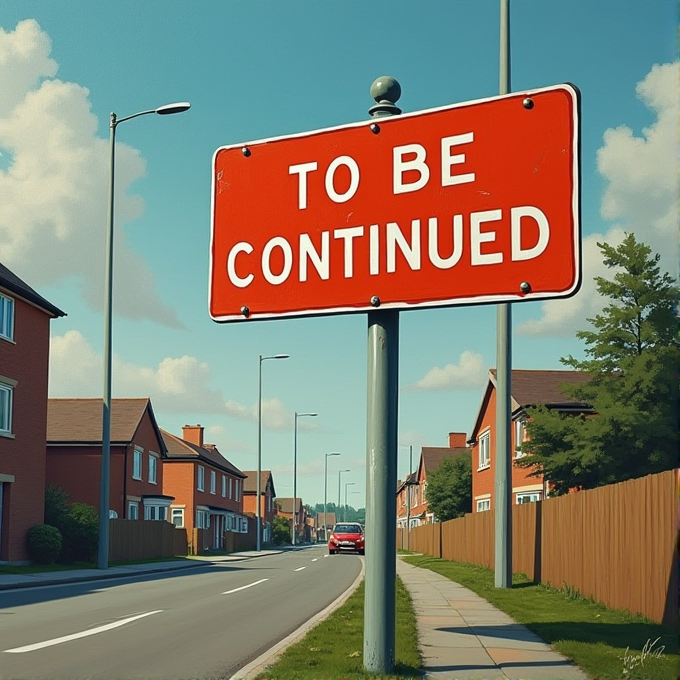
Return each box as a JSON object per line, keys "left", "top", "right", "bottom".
{"left": 0, "top": 550, "right": 282, "bottom": 590}
{"left": 397, "top": 557, "right": 590, "bottom": 680}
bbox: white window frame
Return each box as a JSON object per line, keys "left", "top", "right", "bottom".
{"left": 235, "top": 479, "right": 240, "bottom": 501}
{"left": 196, "top": 509, "right": 209, "bottom": 529}
{"left": 516, "top": 492, "right": 542, "bottom": 504}
{"left": 132, "top": 447, "right": 143, "bottom": 480}
{"left": 0, "top": 383, "right": 13, "bottom": 435}
{"left": 514, "top": 419, "right": 526, "bottom": 458}
{"left": 197, "top": 465, "right": 205, "bottom": 492}
{"left": 229, "top": 477, "right": 233, "bottom": 499}
{"left": 478, "top": 431, "right": 491, "bottom": 470}
{"left": 476, "top": 499, "right": 491, "bottom": 512}
{"left": 0, "top": 293, "right": 14, "bottom": 342}
{"left": 128, "top": 501, "right": 139, "bottom": 519}
{"left": 171, "top": 508, "right": 184, "bottom": 528}
{"left": 221, "top": 474, "right": 227, "bottom": 497}
{"left": 148, "top": 453, "right": 158, "bottom": 484}
{"left": 210, "top": 470, "right": 216, "bottom": 494}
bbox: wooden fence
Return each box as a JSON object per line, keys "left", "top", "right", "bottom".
{"left": 397, "top": 469, "right": 678, "bottom": 624}
{"left": 109, "top": 519, "right": 187, "bottom": 562}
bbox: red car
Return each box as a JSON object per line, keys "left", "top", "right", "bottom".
{"left": 328, "top": 523, "right": 365, "bottom": 555}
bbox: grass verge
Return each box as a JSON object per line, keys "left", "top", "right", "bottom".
{"left": 255, "top": 577, "right": 421, "bottom": 680}
{"left": 403, "top": 554, "right": 678, "bottom": 680}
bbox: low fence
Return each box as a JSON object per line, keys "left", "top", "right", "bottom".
{"left": 109, "top": 519, "right": 187, "bottom": 562}
{"left": 397, "top": 469, "right": 678, "bottom": 625}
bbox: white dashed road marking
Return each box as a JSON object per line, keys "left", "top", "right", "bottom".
{"left": 222, "top": 578, "right": 269, "bottom": 595}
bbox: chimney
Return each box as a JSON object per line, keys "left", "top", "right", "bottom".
{"left": 448, "top": 432, "right": 467, "bottom": 448}
{"left": 182, "top": 424, "right": 204, "bottom": 448}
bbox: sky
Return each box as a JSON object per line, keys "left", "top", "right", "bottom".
{"left": 1, "top": 1, "right": 677, "bottom": 510}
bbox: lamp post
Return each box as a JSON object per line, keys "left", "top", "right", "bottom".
{"left": 293, "top": 411, "right": 317, "bottom": 546}
{"left": 400, "top": 444, "right": 414, "bottom": 548}
{"left": 257, "top": 354, "right": 289, "bottom": 551}
{"left": 338, "top": 469, "right": 350, "bottom": 522}
{"left": 344, "top": 482, "right": 355, "bottom": 521}
{"left": 98, "top": 101, "right": 190, "bottom": 570}
{"left": 323, "top": 452, "right": 340, "bottom": 541}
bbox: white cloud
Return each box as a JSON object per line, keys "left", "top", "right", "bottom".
{"left": 48, "top": 330, "right": 292, "bottom": 429}
{"left": 406, "top": 350, "right": 486, "bottom": 391}
{"left": 518, "top": 61, "right": 679, "bottom": 337}
{"left": 0, "top": 20, "right": 181, "bottom": 327}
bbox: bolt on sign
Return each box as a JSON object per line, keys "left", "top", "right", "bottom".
{"left": 210, "top": 83, "right": 580, "bottom": 322}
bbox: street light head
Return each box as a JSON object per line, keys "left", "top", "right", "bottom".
{"left": 155, "top": 102, "right": 191, "bottom": 115}
{"left": 328, "top": 452, "right": 340, "bottom": 456}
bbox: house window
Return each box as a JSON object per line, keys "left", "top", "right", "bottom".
{"left": 171, "top": 508, "right": 184, "bottom": 528}
{"left": 196, "top": 509, "right": 209, "bottom": 529}
{"left": 476, "top": 499, "right": 491, "bottom": 512}
{"left": 128, "top": 501, "right": 139, "bottom": 519}
{"left": 0, "top": 383, "right": 13, "bottom": 434}
{"left": 148, "top": 453, "right": 158, "bottom": 484}
{"left": 229, "top": 477, "right": 233, "bottom": 499}
{"left": 221, "top": 475, "right": 227, "bottom": 497}
{"left": 235, "top": 479, "right": 240, "bottom": 501}
{"left": 514, "top": 419, "right": 525, "bottom": 458}
{"left": 0, "top": 294, "right": 14, "bottom": 341}
{"left": 479, "top": 431, "right": 490, "bottom": 469}
{"left": 516, "top": 492, "right": 541, "bottom": 504}
{"left": 197, "top": 465, "right": 205, "bottom": 491}
{"left": 132, "top": 447, "right": 143, "bottom": 480}
{"left": 210, "top": 470, "right": 216, "bottom": 494}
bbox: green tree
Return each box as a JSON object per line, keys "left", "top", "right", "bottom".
{"left": 271, "top": 516, "right": 292, "bottom": 545}
{"left": 519, "top": 234, "right": 679, "bottom": 492}
{"left": 425, "top": 451, "right": 472, "bottom": 521}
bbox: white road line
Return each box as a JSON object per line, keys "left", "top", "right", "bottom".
{"left": 311, "top": 558, "right": 318, "bottom": 562}
{"left": 294, "top": 566, "right": 306, "bottom": 572}
{"left": 4, "top": 610, "right": 163, "bottom": 654}
{"left": 222, "top": 578, "right": 269, "bottom": 594}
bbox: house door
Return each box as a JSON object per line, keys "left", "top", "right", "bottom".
{"left": 213, "top": 516, "right": 221, "bottom": 549}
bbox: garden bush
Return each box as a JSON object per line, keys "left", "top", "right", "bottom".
{"left": 26, "top": 524, "right": 62, "bottom": 564}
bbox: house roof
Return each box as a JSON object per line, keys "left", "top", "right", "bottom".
{"left": 160, "top": 429, "right": 245, "bottom": 477}
{"left": 469, "top": 369, "right": 593, "bottom": 440}
{"left": 0, "top": 262, "right": 65, "bottom": 318}
{"left": 47, "top": 398, "right": 166, "bottom": 453}
{"left": 242, "top": 470, "right": 276, "bottom": 497}
{"left": 316, "top": 512, "right": 336, "bottom": 527}
{"left": 276, "top": 497, "right": 303, "bottom": 514}
{"left": 397, "top": 471, "right": 417, "bottom": 493}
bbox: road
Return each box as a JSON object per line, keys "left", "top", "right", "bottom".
{"left": 0, "top": 546, "right": 362, "bottom": 680}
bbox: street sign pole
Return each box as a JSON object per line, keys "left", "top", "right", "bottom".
{"left": 363, "top": 76, "right": 401, "bottom": 675}
{"left": 495, "top": 0, "right": 513, "bottom": 589}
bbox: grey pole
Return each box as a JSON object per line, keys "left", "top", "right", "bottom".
{"left": 324, "top": 452, "right": 340, "bottom": 541}
{"left": 407, "top": 445, "right": 412, "bottom": 551}
{"left": 338, "top": 469, "right": 350, "bottom": 522}
{"left": 257, "top": 354, "right": 289, "bottom": 551}
{"left": 345, "top": 482, "right": 355, "bottom": 519}
{"left": 364, "top": 77, "right": 402, "bottom": 673}
{"left": 293, "top": 412, "right": 317, "bottom": 546}
{"left": 495, "top": 0, "right": 513, "bottom": 589}
{"left": 98, "top": 102, "right": 189, "bottom": 570}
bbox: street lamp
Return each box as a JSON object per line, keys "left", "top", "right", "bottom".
{"left": 293, "top": 411, "right": 317, "bottom": 546}
{"left": 257, "top": 353, "right": 289, "bottom": 551}
{"left": 338, "top": 469, "right": 350, "bottom": 522}
{"left": 323, "top": 453, "right": 340, "bottom": 541}
{"left": 98, "top": 101, "right": 190, "bottom": 570}
{"left": 344, "top": 481, "right": 355, "bottom": 521}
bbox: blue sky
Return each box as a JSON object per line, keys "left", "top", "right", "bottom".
{"left": 1, "top": 1, "right": 677, "bottom": 509}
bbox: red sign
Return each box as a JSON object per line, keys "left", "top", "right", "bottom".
{"left": 210, "top": 84, "right": 580, "bottom": 322}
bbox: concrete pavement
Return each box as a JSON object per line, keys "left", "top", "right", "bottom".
{"left": 397, "top": 557, "right": 590, "bottom": 680}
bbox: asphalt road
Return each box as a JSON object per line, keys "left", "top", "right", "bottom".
{"left": 0, "top": 546, "right": 362, "bottom": 680}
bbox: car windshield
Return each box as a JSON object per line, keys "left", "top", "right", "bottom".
{"left": 333, "top": 524, "right": 362, "bottom": 534}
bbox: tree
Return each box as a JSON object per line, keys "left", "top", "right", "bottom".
{"left": 425, "top": 451, "right": 472, "bottom": 521}
{"left": 271, "top": 516, "right": 292, "bottom": 545}
{"left": 519, "top": 234, "right": 679, "bottom": 492}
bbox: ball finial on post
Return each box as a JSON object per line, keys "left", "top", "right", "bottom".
{"left": 369, "top": 76, "right": 402, "bottom": 117}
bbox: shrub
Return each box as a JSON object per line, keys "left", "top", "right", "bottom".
{"left": 272, "top": 516, "right": 292, "bottom": 545}
{"left": 26, "top": 524, "right": 62, "bottom": 564}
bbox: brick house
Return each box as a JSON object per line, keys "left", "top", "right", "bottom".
{"left": 276, "top": 497, "right": 308, "bottom": 543}
{"left": 0, "top": 263, "right": 65, "bottom": 562}
{"left": 161, "top": 425, "right": 247, "bottom": 550}
{"left": 242, "top": 470, "right": 277, "bottom": 545}
{"left": 469, "top": 369, "right": 592, "bottom": 512}
{"left": 403, "top": 432, "right": 469, "bottom": 525}
{"left": 316, "top": 511, "right": 336, "bottom": 542}
{"left": 46, "top": 398, "right": 173, "bottom": 521}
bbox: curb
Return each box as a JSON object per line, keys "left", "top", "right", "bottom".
{"left": 229, "top": 557, "right": 366, "bottom": 680}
